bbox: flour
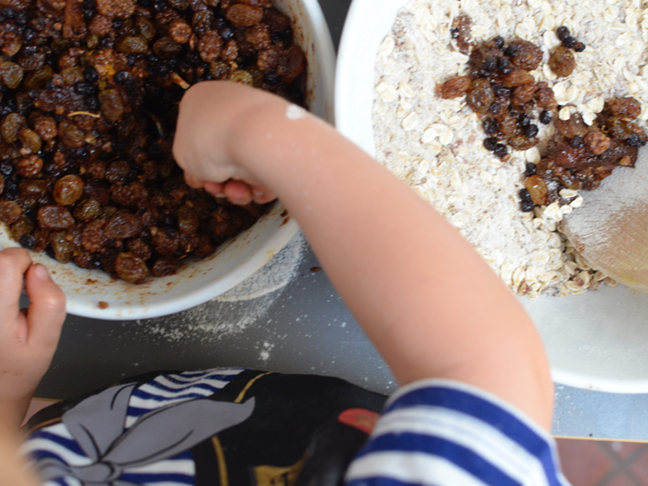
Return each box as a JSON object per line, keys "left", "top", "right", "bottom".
{"left": 259, "top": 341, "right": 275, "bottom": 361}
{"left": 217, "top": 232, "right": 306, "bottom": 301}
{"left": 373, "top": 0, "right": 648, "bottom": 297}
{"left": 286, "top": 104, "right": 307, "bottom": 120}
{"left": 138, "top": 232, "right": 306, "bottom": 342}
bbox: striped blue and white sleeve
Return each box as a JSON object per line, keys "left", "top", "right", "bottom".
{"left": 344, "top": 379, "right": 570, "bottom": 486}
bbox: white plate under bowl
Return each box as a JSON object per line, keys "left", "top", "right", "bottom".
{"left": 335, "top": 0, "right": 648, "bottom": 393}
{"left": 0, "top": 0, "right": 336, "bottom": 321}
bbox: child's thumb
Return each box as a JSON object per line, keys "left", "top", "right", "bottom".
{"left": 24, "top": 264, "right": 66, "bottom": 347}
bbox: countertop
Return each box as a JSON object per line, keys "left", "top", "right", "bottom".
{"left": 36, "top": 0, "right": 648, "bottom": 442}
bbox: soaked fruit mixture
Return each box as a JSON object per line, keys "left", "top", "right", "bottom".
{"left": 0, "top": 0, "right": 306, "bottom": 283}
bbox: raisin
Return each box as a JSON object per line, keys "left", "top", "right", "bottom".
{"left": 524, "top": 124, "right": 539, "bottom": 138}
{"left": 19, "top": 128, "right": 42, "bottom": 153}
{"left": 50, "top": 231, "right": 74, "bottom": 263}
{"left": 105, "top": 160, "right": 130, "bottom": 183}
{"left": 556, "top": 26, "right": 570, "bottom": 41}
{"left": 74, "top": 198, "right": 101, "bottom": 221}
{"left": 151, "top": 256, "right": 178, "bottom": 277}
{"left": 37, "top": 205, "right": 75, "bottom": 230}
{"left": 482, "top": 117, "right": 498, "bottom": 135}
{"left": 168, "top": 18, "right": 192, "bottom": 44}
{"left": 1, "top": 113, "right": 26, "bottom": 144}
{"left": 115, "top": 251, "right": 149, "bottom": 283}
{"left": 450, "top": 15, "right": 472, "bottom": 55}
{"left": 33, "top": 116, "right": 58, "bottom": 141}
{"left": 555, "top": 113, "right": 588, "bottom": 139}
{"left": 81, "top": 219, "right": 107, "bottom": 252}
{"left": 197, "top": 30, "right": 223, "bottom": 62}
{"left": 503, "top": 43, "right": 520, "bottom": 57}
{"left": 507, "top": 39, "right": 542, "bottom": 71}
{"left": 436, "top": 76, "right": 471, "bottom": 99}
{"left": 520, "top": 200, "right": 535, "bottom": 212}
{"left": 17, "top": 155, "right": 43, "bottom": 177}
{"left": 524, "top": 163, "right": 537, "bottom": 176}
{"left": 497, "top": 56, "right": 511, "bottom": 74}
{"left": 512, "top": 83, "right": 536, "bottom": 106}
{"left": 96, "top": 0, "right": 136, "bottom": 18}
{"left": 225, "top": 4, "right": 263, "bottom": 27}
{"left": 562, "top": 36, "right": 576, "bottom": 49}
{"left": 517, "top": 113, "right": 531, "bottom": 127}
{"left": 483, "top": 137, "right": 498, "bottom": 151}
{"left": 466, "top": 78, "right": 494, "bottom": 114}
{"left": 607, "top": 97, "right": 641, "bottom": 119}
{"left": 116, "top": 36, "right": 150, "bottom": 54}
{"left": 539, "top": 110, "right": 552, "bottom": 124}
{"left": 104, "top": 209, "right": 141, "bottom": 239}
{"left": 549, "top": 46, "right": 575, "bottom": 77}
{"left": 573, "top": 41, "right": 586, "bottom": 52}
{"left": 570, "top": 136, "right": 584, "bottom": 148}
{"left": 53, "top": 174, "right": 84, "bottom": 205}
{"left": 0, "top": 200, "right": 22, "bottom": 224}
{"left": 584, "top": 129, "right": 611, "bottom": 155}
{"left": 493, "top": 143, "right": 508, "bottom": 158}
{"left": 524, "top": 175, "right": 548, "bottom": 205}
{"left": 0, "top": 61, "right": 24, "bottom": 89}
{"left": 502, "top": 69, "right": 534, "bottom": 87}
{"left": 626, "top": 134, "right": 642, "bottom": 147}
{"left": 508, "top": 134, "right": 538, "bottom": 151}
{"left": 19, "top": 234, "right": 36, "bottom": 249}
{"left": 277, "top": 45, "right": 305, "bottom": 83}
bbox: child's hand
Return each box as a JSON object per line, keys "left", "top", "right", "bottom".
{"left": 0, "top": 248, "right": 66, "bottom": 426}
{"left": 173, "top": 81, "right": 282, "bottom": 206}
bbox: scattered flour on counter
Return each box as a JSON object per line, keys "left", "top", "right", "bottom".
{"left": 139, "top": 232, "right": 306, "bottom": 343}
{"left": 259, "top": 341, "right": 275, "bottom": 361}
{"left": 217, "top": 232, "right": 306, "bottom": 302}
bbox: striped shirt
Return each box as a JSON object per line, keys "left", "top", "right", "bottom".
{"left": 24, "top": 371, "right": 568, "bottom": 486}
{"left": 345, "top": 379, "right": 570, "bottom": 486}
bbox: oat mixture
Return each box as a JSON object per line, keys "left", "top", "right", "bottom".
{"left": 373, "top": 0, "right": 648, "bottom": 297}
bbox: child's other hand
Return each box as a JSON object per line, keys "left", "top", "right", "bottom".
{"left": 173, "top": 81, "right": 282, "bottom": 206}
{"left": 0, "top": 248, "right": 66, "bottom": 426}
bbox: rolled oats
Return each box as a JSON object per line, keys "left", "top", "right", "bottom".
{"left": 374, "top": 0, "right": 648, "bottom": 297}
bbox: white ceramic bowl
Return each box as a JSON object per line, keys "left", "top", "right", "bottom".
{"left": 336, "top": 0, "right": 648, "bottom": 393}
{"left": 0, "top": 0, "right": 335, "bottom": 320}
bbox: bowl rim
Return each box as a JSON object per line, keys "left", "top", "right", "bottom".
{"left": 1, "top": 0, "right": 336, "bottom": 321}
{"left": 334, "top": 0, "right": 648, "bottom": 394}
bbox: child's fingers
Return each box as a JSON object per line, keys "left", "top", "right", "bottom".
{"left": 204, "top": 181, "right": 226, "bottom": 197}
{"left": 224, "top": 180, "right": 254, "bottom": 206}
{"left": 184, "top": 172, "right": 205, "bottom": 189}
{"left": 0, "top": 248, "right": 33, "bottom": 316}
{"left": 250, "top": 185, "right": 277, "bottom": 204}
{"left": 23, "top": 264, "right": 66, "bottom": 348}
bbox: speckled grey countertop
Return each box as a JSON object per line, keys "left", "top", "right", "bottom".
{"left": 36, "top": 0, "right": 648, "bottom": 442}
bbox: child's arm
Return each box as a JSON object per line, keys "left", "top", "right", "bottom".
{"left": 0, "top": 248, "right": 66, "bottom": 427}
{"left": 173, "top": 81, "right": 554, "bottom": 430}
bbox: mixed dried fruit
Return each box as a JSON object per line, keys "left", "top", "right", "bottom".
{"left": 438, "top": 34, "right": 556, "bottom": 160}
{"left": 438, "top": 23, "right": 647, "bottom": 214}
{"left": 0, "top": 0, "right": 306, "bottom": 283}
{"left": 522, "top": 98, "right": 648, "bottom": 210}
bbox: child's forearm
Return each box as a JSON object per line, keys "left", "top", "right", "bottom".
{"left": 223, "top": 101, "right": 553, "bottom": 429}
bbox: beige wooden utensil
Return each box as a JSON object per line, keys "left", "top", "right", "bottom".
{"left": 561, "top": 149, "right": 648, "bottom": 292}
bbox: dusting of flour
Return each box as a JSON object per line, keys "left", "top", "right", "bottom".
{"left": 373, "top": 0, "right": 648, "bottom": 297}
{"left": 286, "top": 104, "right": 307, "bottom": 120}
{"left": 139, "top": 232, "right": 306, "bottom": 342}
